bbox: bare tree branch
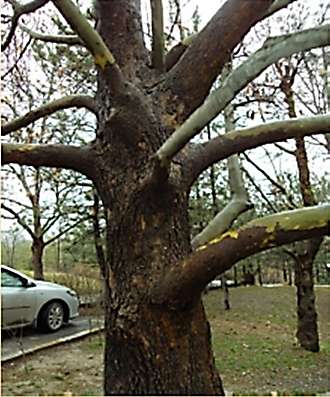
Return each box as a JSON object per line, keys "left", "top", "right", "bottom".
{"left": 20, "top": 23, "right": 83, "bottom": 45}
{"left": 184, "top": 114, "right": 330, "bottom": 187}
{"left": 242, "top": 153, "right": 296, "bottom": 209}
{"left": 2, "top": 204, "right": 34, "bottom": 239}
{"left": 242, "top": 166, "right": 278, "bottom": 212}
{"left": 44, "top": 215, "right": 90, "bottom": 246}
{"left": 152, "top": 204, "right": 330, "bottom": 309}
{"left": 2, "top": 144, "right": 96, "bottom": 179}
{"left": 151, "top": 0, "right": 165, "bottom": 72}
{"left": 192, "top": 74, "right": 251, "bottom": 249}
{"left": 2, "top": 0, "right": 49, "bottom": 51}
{"left": 157, "top": 24, "right": 330, "bottom": 166}
{"left": 163, "top": 0, "right": 273, "bottom": 118}
{"left": 164, "top": 0, "right": 297, "bottom": 73}
{"left": 2, "top": 95, "right": 97, "bottom": 135}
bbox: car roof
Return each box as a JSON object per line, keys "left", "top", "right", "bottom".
{"left": 1, "top": 265, "right": 33, "bottom": 280}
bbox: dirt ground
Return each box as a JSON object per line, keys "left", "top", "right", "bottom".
{"left": 1, "top": 335, "right": 104, "bottom": 396}
{"left": 2, "top": 286, "right": 330, "bottom": 396}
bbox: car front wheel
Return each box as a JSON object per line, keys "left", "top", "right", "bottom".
{"left": 39, "top": 301, "right": 65, "bottom": 332}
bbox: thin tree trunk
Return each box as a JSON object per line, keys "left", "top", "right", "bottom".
{"left": 294, "top": 252, "right": 319, "bottom": 352}
{"left": 288, "top": 263, "right": 293, "bottom": 286}
{"left": 257, "top": 263, "right": 263, "bottom": 286}
{"left": 277, "top": 63, "right": 322, "bottom": 352}
{"left": 221, "top": 274, "right": 230, "bottom": 310}
{"left": 31, "top": 238, "right": 45, "bottom": 280}
{"left": 283, "top": 262, "right": 288, "bottom": 283}
{"left": 234, "top": 266, "right": 238, "bottom": 286}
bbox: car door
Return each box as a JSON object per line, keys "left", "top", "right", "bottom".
{"left": 1, "top": 268, "right": 37, "bottom": 328}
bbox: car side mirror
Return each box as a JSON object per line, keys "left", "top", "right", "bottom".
{"left": 22, "top": 279, "right": 35, "bottom": 288}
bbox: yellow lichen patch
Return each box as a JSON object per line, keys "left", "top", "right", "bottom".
{"left": 17, "top": 145, "right": 35, "bottom": 152}
{"left": 162, "top": 113, "right": 179, "bottom": 129}
{"left": 196, "top": 230, "right": 239, "bottom": 251}
{"left": 209, "top": 230, "right": 239, "bottom": 245}
{"left": 94, "top": 52, "right": 115, "bottom": 70}
{"left": 140, "top": 215, "right": 146, "bottom": 231}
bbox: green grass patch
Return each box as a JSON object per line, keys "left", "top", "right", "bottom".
{"left": 204, "top": 286, "right": 330, "bottom": 395}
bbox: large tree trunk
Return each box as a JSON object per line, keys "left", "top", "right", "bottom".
{"left": 31, "top": 237, "right": 45, "bottom": 280}
{"left": 93, "top": 35, "right": 223, "bottom": 391}
{"left": 99, "top": 176, "right": 223, "bottom": 394}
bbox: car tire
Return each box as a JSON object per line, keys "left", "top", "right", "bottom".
{"left": 39, "top": 301, "right": 65, "bottom": 332}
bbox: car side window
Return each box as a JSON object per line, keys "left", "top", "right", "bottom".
{"left": 1, "top": 270, "right": 24, "bottom": 287}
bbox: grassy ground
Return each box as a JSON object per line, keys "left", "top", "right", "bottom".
{"left": 204, "top": 286, "right": 330, "bottom": 395}
{"left": 1, "top": 286, "right": 329, "bottom": 396}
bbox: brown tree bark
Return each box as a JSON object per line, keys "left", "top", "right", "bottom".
{"left": 294, "top": 248, "right": 320, "bottom": 352}
{"left": 2, "top": 0, "right": 329, "bottom": 394}
{"left": 31, "top": 237, "right": 45, "bottom": 280}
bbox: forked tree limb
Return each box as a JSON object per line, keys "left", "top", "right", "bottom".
{"left": 157, "top": 24, "right": 330, "bottom": 166}
{"left": 164, "top": 0, "right": 297, "bottom": 72}
{"left": 152, "top": 205, "right": 330, "bottom": 309}
{"left": 2, "top": 95, "right": 97, "bottom": 135}
{"left": 192, "top": 84, "right": 251, "bottom": 249}
{"left": 2, "top": 0, "right": 49, "bottom": 51}
{"left": 2, "top": 204, "right": 34, "bottom": 239}
{"left": 164, "top": 0, "right": 273, "bottom": 116}
{"left": 2, "top": 144, "right": 96, "bottom": 179}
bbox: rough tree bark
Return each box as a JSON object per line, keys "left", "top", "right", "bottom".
{"left": 2, "top": 0, "right": 330, "bottom": 394}
{"left": 31, "top": 237, "right": 45, "bottom": 280}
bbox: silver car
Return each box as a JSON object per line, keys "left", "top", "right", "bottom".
{"left": 1, "top": 265, "right": 79, "bottom": 332}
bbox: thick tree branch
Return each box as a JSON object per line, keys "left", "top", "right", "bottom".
{"left": 165, "top": 34, "right": 196, "bottom": 72}
{"left": 2, "top": 144, "right": 96, "bottom": 179}
{"left": 2, "top": 95, "right": 97, "bottom": 135}
{"left": 2, "top": 0, "right": 49, "bottom": 51}
{"left": 265, "top": 0, "right": 297, "bottom": 18}
{"left": 185, "top": 114, "right": 330, "bottom": 187}
{"left": 157, "top": 24, "right": 330, "bottom": 166}
{"left": 20, "top": 23, "right": 83, "bottom": 45}
{"left": 152, "top": 205, "right": 330, "bottom": 309}
{"left": 151, "top": 0, "right": 165, "bottom": 72}
{"left": 164, "top": 0, "right": 296, "bottom": 73}
{"left": 164, "top": 0, "right": 272, "bottom": 116}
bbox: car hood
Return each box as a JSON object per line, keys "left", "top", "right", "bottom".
{"left": 34, "top": 280, "right": 67, "bottom": 289}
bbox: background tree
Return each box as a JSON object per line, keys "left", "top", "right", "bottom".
{"left": 1, "top": 5, "right": 96, "bottom": 279}
{"left": 1, "top": 0, "right": 329, "bottom": 394}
